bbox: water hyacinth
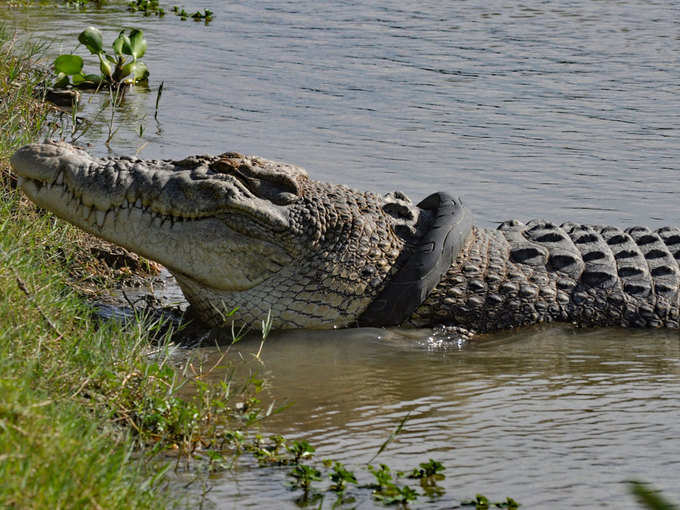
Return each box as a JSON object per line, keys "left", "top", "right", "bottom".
{"left": 53, "top": 26, "right": 149, "bottom": 89}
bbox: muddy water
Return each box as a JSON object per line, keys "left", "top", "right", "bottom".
{"left": 2, "top": 0, "right": 680, "bottom": 507}
{"left": 196, "top": 326, "right": 680, "bottom": 508}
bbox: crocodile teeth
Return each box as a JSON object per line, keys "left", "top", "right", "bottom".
{"left": 17, "top": 176, "right": 25, "bottom": 187}
{"left": 96, "top": 209, "right": 105, "bottom": 227}
{"left": 82, "top": 205, "right": 91, "bottom": 220}
{"left": 135, "top": 198, "right": 142, "bottom": 208}
{"left": 121, "top": 199, "right": 129, "bottom": 209}
{"left": 56, "top": 172, "right": 64, "bottom": 185}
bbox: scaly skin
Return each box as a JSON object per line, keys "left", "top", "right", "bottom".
{"left": 410, "top": 224, "right": 680, "bottom": 331}
{"left": 11, "top": 142, "right": 680, "bottom": 332}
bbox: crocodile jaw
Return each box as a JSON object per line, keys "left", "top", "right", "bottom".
{"left": 11, "top": 143, "right": 293, "bottom": 291}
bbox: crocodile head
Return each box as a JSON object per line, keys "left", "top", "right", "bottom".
{"left": 11, "top": 142, "right": 426, "bottom": 329}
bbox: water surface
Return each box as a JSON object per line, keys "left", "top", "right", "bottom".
{"left": 3, "top": 0, "right": 678, "bottom": 225}
{"left": 198, "top": 326, "right": 680, "bottom": 508}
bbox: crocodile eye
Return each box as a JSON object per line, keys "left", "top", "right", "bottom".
{"left": 208, "top": 156, "right": 301, "bottom": 205}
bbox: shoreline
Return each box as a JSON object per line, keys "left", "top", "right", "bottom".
{"left": 0, "top": 28, "right": 270, "bottom": 509}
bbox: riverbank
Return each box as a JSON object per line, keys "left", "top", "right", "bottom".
{"left": 0, "top": 28, "right": 269, "bottom": 509}
{"left": 0, "top": 28, "right": 175, "bottom": 508}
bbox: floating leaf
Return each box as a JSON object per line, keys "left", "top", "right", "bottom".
{"left": 54, "top": 55, "right": 83, "bottom": 76}
{"left": 78, "top": 26, "right": 104, "bottom": 54}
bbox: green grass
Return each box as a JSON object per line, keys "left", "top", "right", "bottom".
{"left": 0, "top": 182, "right": 270, "bottom": 507}
{"left": 0, "top": 26, "right": 272, "bottom": 509}
{"left": 0, "top": 28, "right": 50, "bottom": 161}
{"left": 0, "top": 36, "right": 174, "bottom": 501}
{"left": 0, "top": 175, "right": 170, "bottom": 506}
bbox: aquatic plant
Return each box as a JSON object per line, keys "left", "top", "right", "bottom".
{"left": 62, "top": 0, "right": 104, "bottom": 8}
{"left": 367, "top": 463, "right": 419, "bottom": 506}
{"left": 53, "top": 27, "right": 149, "bottom": 90}
{"left": 127, "top": 0, "right": 165, "bottom": 16}
{"left": 191, "top": 9, "right": 213, "bottom": 21}
{"left": 288, "top": 465, "right": 322, "bottom": 496}
{"left": 172, "top": 5, "right": 213, "bottom": 21}
{"left": 461, "top": 494, "right": 519, "bottom": 509}
{"left": 328, "top": 461, "right": 358, "bottom": 493}
{"left": 629, "top": 481, "right": 678, "bottom": 510}
{"left": 52, "top": 0, "right": 162, "bottom": 16}
{"left": 408, "top": 459, "right": 446, "bottom": 498}
{"left": 287, "top": 440, "right": 315, "bottom": 464}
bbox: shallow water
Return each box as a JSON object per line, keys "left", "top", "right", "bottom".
{"left": 197, "top": 326, "right": 680, "bottom": 508}
{"left": 2, "top": 0, "right": 680, "bottom": 507}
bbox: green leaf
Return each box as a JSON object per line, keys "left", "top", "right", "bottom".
{"left": 118, "top": 61, "right": 136, "bottom": 80}
{"left": 629, "top": 481, "right": 678, "bottom": 510}
{"left": 78, "top": 26, "right": 104, "bottom": 55}
{"left": 54, "top": 55, "right": 83, "bottom": 76}
{"left": 83, "top": 73, "right": 103, "bottom": 84}
{"left": 128, "top": 29, "right": 147, "bottom": 59}
{"left": 133, "top": 61, "right": 149, "bottom": 81}
{"left": 70, "top": 73, "right": 86, "bottom": 85}
{"left": 73, "top": 73, "right": 103, "bottom": 88}
{"left": 369, "top": 412, "right": 411, "bottom": 464}
{"left": 112, "top": 31, "right": 133, "bottom": 56}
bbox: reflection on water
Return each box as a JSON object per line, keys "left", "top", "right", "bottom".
{"left": 2, "top": 0, "right": 680, "bottom": 507}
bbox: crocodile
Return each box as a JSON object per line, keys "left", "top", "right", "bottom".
{"left": 11, "top": 141, "right": 680, "bottom": 332}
